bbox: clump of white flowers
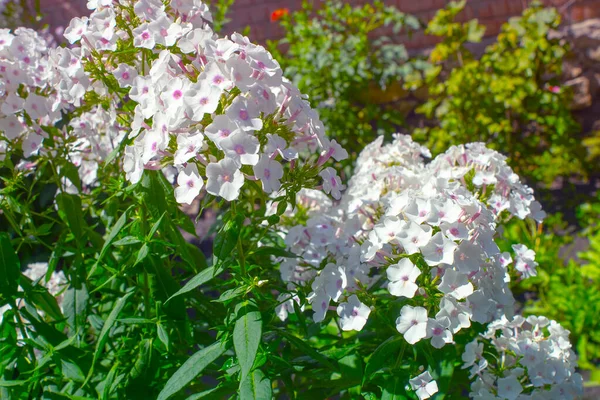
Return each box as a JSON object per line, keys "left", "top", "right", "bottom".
{"left": 60, "top": 0, "right": 345, "bottom": 204}
{"left": 0, "top": 25, "right": 123, "bottom": 192}
{"left": 0, "top": 27, "right": 59, "bottom": 161}
{"left": 280, "top": 135, "right": 544, "bottom": 332}
{"left": 276, "top": 135, "right": 578, "bottom": 397}
{"left": 463, "top": 315, "right": 583, "bottom": 399}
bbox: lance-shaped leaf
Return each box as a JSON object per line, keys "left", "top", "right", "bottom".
{"left": 0, "top": 233, "right": 20, "bottom": 296}
{"left": 240, "top": 369, "right": 272, "bottom": 400}
{"left": 157, "top": 341, "right": 227, "bottom": 400}
{"left": 234, "top": 303, "right": 262, "bottom": 383}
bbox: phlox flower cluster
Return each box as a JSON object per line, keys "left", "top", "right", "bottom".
{"left": 0, "top": 27, "right": 60, "bottom": 161}
{"left": 62, "top": 106, "right": 126, "bottom": 192}
{"left": 275, "top": 135, "right": 581, "bottom": 398}
{"left": 462, "top": 315, "right": 583, "bottom": 400}
{"left": 278, "top": 134, "right": 546, "bottom": 341}
{"left": 62, "top": 0, "right": 345, "bottom": 204}
{"left": 0, "top": 25, "right": 122, "bottom": 192}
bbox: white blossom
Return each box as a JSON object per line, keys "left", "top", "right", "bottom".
{"left": 336, "top": 295, "right": 370, "bottom": 331}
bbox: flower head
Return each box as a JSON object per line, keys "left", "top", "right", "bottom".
{"left": 409, "top": 371, "right": 439, "bottom": 400}
{"left": 336, "top": 295, "right": 370, "bottom": 331}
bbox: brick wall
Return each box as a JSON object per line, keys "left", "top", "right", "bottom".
{"left": 221, "top": 0, "right": 600, "bottom": 50}
{"left": 37, "top": 0, "right": 600, "bottom": 49}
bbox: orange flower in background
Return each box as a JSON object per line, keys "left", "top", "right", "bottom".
{"left": 270, "top": 8, "right": 289, "bottom": 22}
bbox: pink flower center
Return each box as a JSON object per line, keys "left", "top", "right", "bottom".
{"left": 173, "top": 90, "right": 183, "bottom": 100}
{"left": 234, "top": 145, "right": 245, "bottom": 155}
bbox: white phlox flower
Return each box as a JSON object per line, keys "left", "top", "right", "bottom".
{"left": 396, "top": 305, "right": 428, "bottom": 345}
{"left": 386, "top": 258, "right": 421, "bottom": 298}
{"left": 336, "top": 295, "right": 371, "bottom": 331}
{"left": 409, "top": 371, "right": 439, "bottom": 400}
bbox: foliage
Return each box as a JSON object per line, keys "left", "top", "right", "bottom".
{"left": 268, "top": 0, "right": 424, "bottom": 160}
{"left": 409, "top": 1, "right": 585, "bottom": 184}
{"left": 0, "top": 0, "right": 589, "bottom": 398}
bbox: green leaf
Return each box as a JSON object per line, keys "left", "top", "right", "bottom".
{"left": 85, "top": 291, "right": 134, "bottom": 384}
{"left": 165, "top": 266, "right": 222, "bottom": 303}
{"left": 19, "top": 274, "right": 63, "bottom": 321}
{"left": 248, "top": 246, "right": 297, "bottom": 259}
{"left": 95, "top": 208, "right": 130, "bottom": 269}
{"left": 157, "top": 323, "right": 170, "bottom": 352}
{"left": 339, "top": 353, "right": 363, "bottom": 383}
{"left": 146, "top": 212, "right": 166, "bottom": 241}
{"left": 157, "top": 341, "right": 227, "bottom": 400}
{"left": 0, "top": 233, "right": 20, "bottom": 296}
{"left": 59, "top": 161, "right": 82, "bottom": 193}
{"left": 61, "top": 358, "right": 85, "bottom": 382}
{"left": 213, "top": 213, "right": 244, "bottom": 264}
{"left": 363, "top": 336, "right": 403, "bottom": 384}
{"left": 128, "top": 338, "right": 155, "bottom": 382}
{"left": 55, "top": 193, "right": 87, "bottom": 247}
{"left": 144, "top": 257, "right": 187, "bottom": 323}
{"left": 214, "top": 286, "right": 246, "bottom": 303}
{"left": 62, "top": 284, "right": 89, "bottom": 330}
{"left": 234, "top": 305, "right": 262, "bottom": 383}
{"left": 0, "top": 380, "right": 27, "bottom": 387}
{"left": 239, "top": 369, "right": 272, "bottom": 400}
{"left": 276, "top": 329, "right": 338, "bottom": 371}
{"left": 117, "top": 318, "right": 154, "bottom": 324}
{"left": 101, "top": 362, "right": 120, "bottom": 400}
{"left": 112, "top": 236, "right": 142, "bottom": 246}
{"left": 135, "top": 243, "right": 149, "bottom": 266}
{"left": 103, "top": 131, "right": 129, "bottom": 167}
{"left": 54, "top": 333, "right": 79, "bottom": 352}
{"left": 382, "top": 376, "right": 408, "bottom": 400}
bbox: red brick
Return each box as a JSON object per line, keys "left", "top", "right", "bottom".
{"left": 397, "top": 0, "right": 435, "bottom": 14}
{"left": 490, "top": 0, "right": 509, "bottom": 17}
{"left": 473, "top": 2, "right": 495, "bottom": 19}
{"left": 506, "top": 0, "right": 525, "bottom": 16}
{"left": 458, "top": 5, "right": 476, "bottom": 22}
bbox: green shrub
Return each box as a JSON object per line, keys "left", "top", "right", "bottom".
{"left": 409, "top": 1, "right": 585, "bottom": 184}
{"left": 268, "top": 0, "right": 424, "bottom": 160}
